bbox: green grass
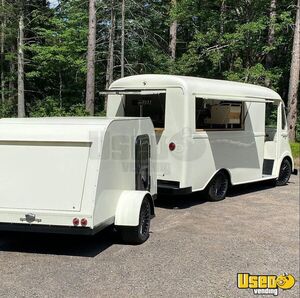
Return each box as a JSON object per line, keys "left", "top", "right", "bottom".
{"left": 290, "top": 142, "right": 300, "bottom": 159}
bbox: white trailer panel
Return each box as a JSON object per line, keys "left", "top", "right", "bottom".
{"left": 0, "top": 117, "right": 157, "bottom": 244}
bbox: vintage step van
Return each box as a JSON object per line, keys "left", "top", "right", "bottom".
{"left": 0, "top": 117, "right": 156, "bottom": 244}
{"left": 106, "top": 74, "right": 297, "bottom": 201}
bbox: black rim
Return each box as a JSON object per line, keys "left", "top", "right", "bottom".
{"left": 278, "top": 160, "right": 291, "bottom": 183}
{"left": 139, "top": 200, "right": 150, "bottom": 236}
{"left": 211, "top": 174, "right": 228, "bottom": 198}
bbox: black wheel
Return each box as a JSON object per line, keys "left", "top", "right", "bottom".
{"left": 276, "top": 159, "right": 292, "bottom": 186}
{"left": 207, "top": 171, "right": 229, "bottom": 202}
{"left": 119, "top": 197, "right": 151, "bottom": 244}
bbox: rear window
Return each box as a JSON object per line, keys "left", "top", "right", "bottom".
{"left": 124, "top": 94, "right": 166, "bottom": 128}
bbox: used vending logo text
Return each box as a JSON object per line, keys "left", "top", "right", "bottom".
{"left": 237, "top": 273, "right": 296, "bottom": 296}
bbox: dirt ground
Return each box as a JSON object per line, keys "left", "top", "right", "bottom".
{"left": 0, "top": 175, "right": 299, "bottom": 298}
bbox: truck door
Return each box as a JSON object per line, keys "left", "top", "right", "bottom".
{"left": 135, "top": 135, "right": 150, "bottom": 191}
{"left": 278, "top": 103, "right": 290, "bottom": 164}
{"left": 263, "top": 101, "right": 280, "bottom": 176}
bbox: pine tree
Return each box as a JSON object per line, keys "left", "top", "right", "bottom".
{"left": 86, "top": 0, "right": 97, "bottom": 115}
{"left": 287, "top": 0, "right": 300, "bottom": 141}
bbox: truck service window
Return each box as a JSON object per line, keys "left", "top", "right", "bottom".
{"left": 195, "top": 98, "right": 243, "bottom": 130}
{"left": 124, "top": 94, "right": 166, "bottom": 129}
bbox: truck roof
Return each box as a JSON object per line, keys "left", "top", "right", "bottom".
{"left": 109, "top": 74, "right": 282, "bottom": 101}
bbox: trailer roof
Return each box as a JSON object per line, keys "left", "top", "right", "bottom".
{"left": 0, "top": 117, "right": 145, "bottom": 125}
{"left": 109, "top": 74, "right": 282, "bottom": 102}
{"left": 0, "top": 117, "right": 150, "bottom": 142}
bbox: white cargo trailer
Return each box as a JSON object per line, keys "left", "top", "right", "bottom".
{"left": 0, "top": 117, "right": 156, "bottom": 244}
{"left": 106, "top": 74, "right": 297, "bottom": 201}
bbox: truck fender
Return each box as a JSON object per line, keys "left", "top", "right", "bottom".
{"left": 276, "top": 152, "right": 294, "bottom": 177}
{"left": 114, "top": 190, "right": 154, "bottom": 227}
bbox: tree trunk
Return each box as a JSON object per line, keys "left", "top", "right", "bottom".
{"left": 169, "top": 0, "right": 177, "bottom": 60}
{"left": 9, "top": 44, "right": 15, "bottom": 103}
{"left": 120, "top": 0, "right": 125, "bottom": 78}
{"left": 220, "top": 0, "right": 226, "bottom": 35}
{"left": 266, "top": 0, "right": 276, "bottom": 68}
{"left": 59, "top": 71, "right": 62, "bottom": 108}
{"left": 265, "top": 0, "right": 276, "bottom": 87}
{"left": 287, "top": 0, "right": 300, "bottom": 141}
{"left": 1, "top": 0, "right": 5, "bottom": 104}
{"left": 85, "top": 0, "right": 97, "bottom": 115}
{"left": 105, "top": 0, "right": 116, "bottom": 111}
{"left": 17, "top": 12, "right": 25, "bottom": 118}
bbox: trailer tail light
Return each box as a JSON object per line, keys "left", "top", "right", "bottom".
{"left": 169, "top": 142, "right": 176, "bottom": 151}
{"left": 81, "top": 218, "right": 88, "bottom": 226}
{"left": 73, "top": 218, "right": 79, "bottom": 226}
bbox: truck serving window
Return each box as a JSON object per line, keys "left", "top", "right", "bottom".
{"left": 195, "top": 98, "right": 244, "bottom": 130}
{"left": 124, "top": 94, "right": 166, "bottom": 129}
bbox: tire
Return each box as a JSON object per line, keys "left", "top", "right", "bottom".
{"left": 276, "top": 159, "right": 292, "bottom": 186}
{"left": 207, "top": 171, "right": 229, "bottom": 202}
{"left": 119, "top": 197, "right": 151, "bottom": 244}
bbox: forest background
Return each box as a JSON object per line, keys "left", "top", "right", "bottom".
{"left": 0, "top": 0, "right": 299, "bottom": 144}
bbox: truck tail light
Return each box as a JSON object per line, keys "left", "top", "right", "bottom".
{"left": 81, "top": 218, "right": 88, "bottom": 226}
{"left": 73, "top": 218, "right": 79, "bottom": 226}
{"left": 169, "top": 142, "right": 176, "bottom": 151}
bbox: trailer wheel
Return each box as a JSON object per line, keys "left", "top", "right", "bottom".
{"left": 119, "top": 197, "right": 151, "bottom": 244}
{"left": 276, "top": 159, "right": 292, "bottom": 186}
{"left": 207, "top": 171, "right": 229, "bottom": 202}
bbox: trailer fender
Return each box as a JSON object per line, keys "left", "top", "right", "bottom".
{"left": 115, "top": 191, "right": 154, "bottom": 227}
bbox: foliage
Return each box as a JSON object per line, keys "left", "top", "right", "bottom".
{"left": 28, "top": 97, "right": 89, "bottom": 117}
{"left": 26, "top": 0, "right": 88, "bottom": 109}
{"left": 0, "top": 101, "right": 16, "bottom": 118}
{"left": 297, "top": 113, "right": 300, "bottom": 142}
{"left": 0, "top": 0, "right": 298, "bottom": 140}
{"left": 290, "top": 142, "right": 300, "bottom": 159}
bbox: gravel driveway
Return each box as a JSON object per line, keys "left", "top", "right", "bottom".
{"left": 0, "top": 175, "right": 299, "bottom": 298}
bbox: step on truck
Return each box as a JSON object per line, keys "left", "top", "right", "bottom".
{"left": 0, "top": 117, "right": 157, "bottom": 244}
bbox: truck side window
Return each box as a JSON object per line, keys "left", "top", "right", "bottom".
{"left": 265, "top": 103, "right": 278, "bottom": 128}
{"left": 195, "top": 98, "right": 243, "bottom": 130}
{"left": 124, "top": 94, "right": 166, "bottom": 129}
{"left": 281, "top": 105, "right": 287, "bottom": 130}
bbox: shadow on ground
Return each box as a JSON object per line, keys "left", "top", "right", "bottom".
{"left": 155, "top": 180, "right": 278, "bottom": 210}
{"left": 0, "top": 226, "right": 118, "bottom": 258}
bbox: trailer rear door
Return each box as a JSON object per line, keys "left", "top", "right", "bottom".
{"left": 0, "top": 141, "right": 90, "bottom": 212}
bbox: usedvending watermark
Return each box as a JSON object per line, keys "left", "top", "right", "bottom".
{"left": 237, "top": 273, "right": 296, "bottom": 296}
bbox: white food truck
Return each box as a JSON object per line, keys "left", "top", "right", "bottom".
{"left": 0, "top": 117, "right": 156, "bottom": 244}
{"left": 106, "top": 74, "right": 297, "bottom": 201}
